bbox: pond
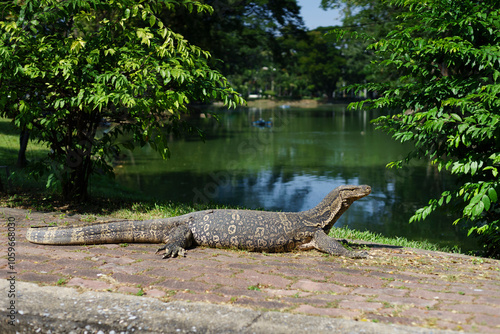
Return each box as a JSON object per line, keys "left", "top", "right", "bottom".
{"left": 113, "top": 104, "right": 478, "bottom": 252}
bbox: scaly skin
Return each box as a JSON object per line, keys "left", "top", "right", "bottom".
{"left": 27, "top": 185, "right": 371, "bottom": 258}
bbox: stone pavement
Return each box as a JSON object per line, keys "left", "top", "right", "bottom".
{"left": 1, "top": 207, "right": 500, "bottom": 333}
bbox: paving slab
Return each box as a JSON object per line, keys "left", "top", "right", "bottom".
{"left": 1, "top": 207, "right": 500, "bottom": 333}
{"left": 0, "top": 280, "right": 469, "bottom": 334}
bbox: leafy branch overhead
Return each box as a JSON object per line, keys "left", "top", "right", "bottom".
{"left": 0, "top": 0, "right": 244, "bottom": 199}
{"left": 343, "top": 0, "right": 500, "bottom": 256}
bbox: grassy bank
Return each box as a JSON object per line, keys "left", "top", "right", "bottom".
{"left": 0, "top": 117, "right": 51, "bottom": 192}
{"left": 0, "top": 116, "right": 463, "bottom": 255}
{"left": 0, "top": 117, "right": 50, "bottom": 165}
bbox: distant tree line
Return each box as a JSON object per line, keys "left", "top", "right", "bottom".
{"left": 163, "top": 0, "right": 381, "bottom": 100}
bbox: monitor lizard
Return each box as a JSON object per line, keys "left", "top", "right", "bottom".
{"left": 27, "top": 185, "right": 371, "bottom": 258}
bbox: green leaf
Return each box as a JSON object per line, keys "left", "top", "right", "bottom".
{"left": 450, "top": 113, "right": 462, "bottom": 122}
{"left": 470, "top": 193, "right": 483, "bottom": 205}
{"left": 46, "top": 173, "right": 58, "bottom": 189}
{"left": 482, "top": 194, "right": 491, "bottom": 211}
{"left": 470, "top": 161, "right": 478, "bottom": 176}
{"left": 488, "top": 188, "right": 498, "bottom": 203}
{"left": 484, "top": 166, "right": 498, "bottom": 177}
{"left": 472, "top": 201, "right": 485, "bottom": 217}
{"left": 457, "top": 123, "right": 468, "bottom": 133}
{"left": 70, "top": 39, "right": 86, "bottom": 53}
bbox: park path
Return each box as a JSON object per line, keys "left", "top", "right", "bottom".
{"left": 1, "top": 207, "right": 499, "bottom": 333}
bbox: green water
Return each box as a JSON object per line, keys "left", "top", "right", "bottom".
{"left": 114, "top": 104, "right": 477, "bottom": 251}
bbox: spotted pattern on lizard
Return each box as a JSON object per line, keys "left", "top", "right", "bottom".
{"left": 26, "top": 185, "right": 371, "bottom": 258}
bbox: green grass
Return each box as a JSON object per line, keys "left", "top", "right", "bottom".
{"left": 0, "top": 117, "right": 50, "bottom": 165}
{"left": 330, "top": 226, "right": 459, "bottom": 253}
{"left": 0, "top": 117, "right": 51, "bottom": 191}
{"left": 0, "top": 116, "right": 150, "bottom": 197}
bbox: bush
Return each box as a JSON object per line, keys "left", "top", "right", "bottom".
{"left": 347, "top": 0, "right": 500, "bottom": 257}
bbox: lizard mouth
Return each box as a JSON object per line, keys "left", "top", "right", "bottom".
{"left": 342, "top": 185, "right": 371, "bottom": 199}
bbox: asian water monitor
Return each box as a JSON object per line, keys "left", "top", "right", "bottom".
{"left": 27, "top": 185, "right": 371, "bottom": 258}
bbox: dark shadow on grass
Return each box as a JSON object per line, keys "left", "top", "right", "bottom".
{"left": 338, "top": 239, "right": 403, "bottom": 249}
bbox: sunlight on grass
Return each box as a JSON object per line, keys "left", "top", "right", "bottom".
{"left": 0, "top": 117, "right": 50, "bottom": 165}
{"left": 330, "top": 226, "right": 458, "bottom": 253}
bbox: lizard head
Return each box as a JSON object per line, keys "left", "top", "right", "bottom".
{"left": 304, "top": 184, "right": 371, "bottom": 230}
{"left": 338, "top": 184, "right": 372, "bottom": 202}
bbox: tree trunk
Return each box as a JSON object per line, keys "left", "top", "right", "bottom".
{"left": 59, "top": 108, "right": 101, "bottom": 201}
{"left": 17, "top": 130, "right": 30, "bottom": 168}
{"left": 62, "top": 150, "right": 92, "bottom": 201}
{"left": 61, "top": 119, "right": 97, "bottom": 201}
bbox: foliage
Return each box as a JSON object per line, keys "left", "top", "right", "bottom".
{"left": 299, "top": 28, "right": 344, "bottom": 98}
{"left": 164, "top": 0, "right": 347, "bottom": 99}
{"left": 231, "top": 26, "right": 345, "bottom": 99}
{"left": 322, "top": 0, "right": 402, "bottom": 92}
{"left": 159, "top": 1, "right": 353, "bottom": 99}
{"left": 162, "top": 0, "right": 304, "bottom": 79}
{"left": 0, "top": 0, "right": 243, "bottom": 200}
{"left": 347, "top": 0, "right": 500, "bottom": 257}
{"left": 280, "top": 27, "right": 345, "bottom": 98}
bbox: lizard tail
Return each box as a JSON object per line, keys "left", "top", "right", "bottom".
{"left": 26, "top": 220, "right": 167, "bottom": 245}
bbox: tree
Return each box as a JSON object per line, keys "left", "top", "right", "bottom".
{"left": 347, "top": 0, "right": 500, "bottom": 256}
{"left": 239, "top": 26, "right": 345, "bottom": 99}
{"left": 321, "top": 0, "right": 402, "bottom": 91}
{"left": 161, "top": 0, "right": 304, "bottom": 78}
{"left": 17, "top": 130, "right": 29, "bottom": 168}
{"left": 298, "top": 27, "right": 345, "bottom": 98}
{"left": 0, "top": 0, "right": 243, "bottom": 200}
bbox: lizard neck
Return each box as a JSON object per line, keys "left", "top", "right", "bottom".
{"left": 301, "top": 185, "right": 371, "bottom": 232}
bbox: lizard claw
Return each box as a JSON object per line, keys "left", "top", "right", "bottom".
{"left": 349, "top": 250, "right": 369, "bottom": 259}
{"left": 155, "top": 245, "right": 167, "bottom": 254}
{"left": 159, "top": 246, "right": 187, "bottom": 259}
{"left": 162, "top": 249, "right": 174, "bottom": 259}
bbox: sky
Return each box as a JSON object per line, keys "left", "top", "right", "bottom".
{"left": 297, "top": 0, "right": 343, "bottom": 30}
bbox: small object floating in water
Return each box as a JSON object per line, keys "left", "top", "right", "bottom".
{"left": 252, "top": 119, "right": 273, "bottom": 128}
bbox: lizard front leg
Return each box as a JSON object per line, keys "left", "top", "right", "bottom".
{"left": 156, "top": 224, "right": 194, "bottom": 258}
{"left": 301, "top": 229, "right": 368, "bottom": 259}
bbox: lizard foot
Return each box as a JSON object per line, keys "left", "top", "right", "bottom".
{"left": 156, "top": 245, "right": 187, "bottom": 258}
{"left": 347, "top": 250, "right": 369, "bottom": 259}
{"left": 155, "top": 224, "right": 193, "bottom": 258}
{"left": 312, "top": 230, "right": 370, "bottom": 259}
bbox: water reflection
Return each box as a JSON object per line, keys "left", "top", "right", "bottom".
{"left": 114, "top": 105, "right": 478, "bottom": 251}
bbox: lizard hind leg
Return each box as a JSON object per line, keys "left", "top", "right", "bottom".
{"left": 156, "top": 224, "right": 194, "bottom": 258}
{"left": 309, "top": 229, "right": 368, "bottom": 259}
